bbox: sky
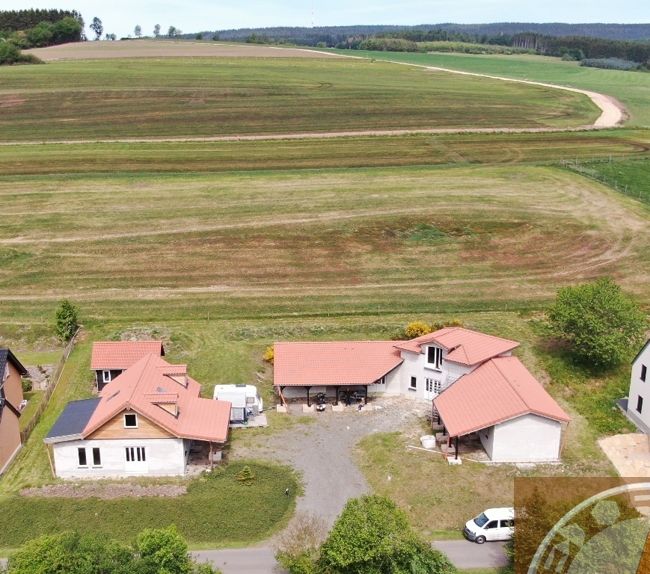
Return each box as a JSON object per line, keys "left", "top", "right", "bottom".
{"left": 4, "top": 0, "right": 649, "bottom": 39}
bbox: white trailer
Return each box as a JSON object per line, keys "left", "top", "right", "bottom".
{"left": 213, "top": 385, "right": 263, "bottom": 424}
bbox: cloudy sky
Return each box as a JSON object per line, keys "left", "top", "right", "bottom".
{"left": 4, "top": 0, "right": 649, "bottom": 38}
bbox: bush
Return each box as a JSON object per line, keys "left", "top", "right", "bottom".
{"left": 580, "top": 57, "right": 642, "bottom": 70}
{"left": 263, "top": 345, "right": 274, "bottom": 364}
{"left": 54, "top": 300, "right": 79, "bottom": 341}
{"left": 276, "top": 513, "right": 327, "bottom": 574}
{"left": 403, "top": 321, "right": 433, "bottom": 339}
{"left": 318, "top": 495, "right": 456, "bottom": 574}
{"left": 548, "top": 278, "right": 646, "bottom": 369}
{"left": 21, "top": 378, "right": 32, "bottom": 393}
{"left": 0, "top": 41, "right": 42, "bottom": 65}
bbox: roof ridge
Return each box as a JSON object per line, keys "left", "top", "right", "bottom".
{"left": 490, "top": 357, "right": 531, "bottom": 411}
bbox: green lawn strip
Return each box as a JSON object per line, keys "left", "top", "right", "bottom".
{"left": 564, "top": 156, "right": 650, "bottom": 205}
{"left": 331, "top": 49, "right": 650, "bottom": 127}
{"left": 1, "top": 129, "right": 648, "bottom": 176}
{"left": 18, "top": 389, "right": 46, "bottom": 431}
{"left": 0, "top": 461, "right": 298, "bottom": 551}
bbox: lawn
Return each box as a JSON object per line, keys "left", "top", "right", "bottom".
{"left": 0, "top": 461, "right": 298, "bottom": 552}
{"left": 0, "top": 129, "right": 648, "bottom": 176}
{"left": 334, "top": 49, "right": 650, "bottom": 126}
{"left": 0, "top": 56, "right": 598, "bottom": 141}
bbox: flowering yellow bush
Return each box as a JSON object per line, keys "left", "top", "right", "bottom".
{"left": 263, "top": 345, "right": 274, "bottom": 364}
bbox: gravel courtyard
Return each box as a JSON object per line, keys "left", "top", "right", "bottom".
{"left": 231, "top": 397, "right": 430, "bottom": 527}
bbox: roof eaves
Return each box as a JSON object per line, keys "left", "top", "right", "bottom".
{"left": 633, "top": 339, "right": 650, "bottom": 365}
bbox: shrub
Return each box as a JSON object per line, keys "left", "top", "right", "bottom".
{"left": 318, "top": 495, "right": 456, "bottom": 574}
{"left": 548, "top": 278, "right": 646, "bottom": 369}
{"left": 263, "top": 345, "right": 274, "bottom": 364}
{"left": 404, "top": 321, "right": 432, "bottom": 339}
{"left": 235, "top": 465, "right": 256, "bottom": 485}
{"left": 21, "top": 378, "right": 32, "bottom": 394}
{"left": 54, "top": 300, "right": 79, "bottom": 341}
{"left": 0, "top": 41, "right": 42, "bottom": 65}
{"left": 276, "top": 513, "right": 327, "bottom": 574}
{"left": 580, "top": 57, "right": 642, "bottom": 71}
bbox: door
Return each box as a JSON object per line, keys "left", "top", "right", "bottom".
{"left": 424, "top": 378, "right": 440, "bottom": 400}
{"left": 484, "top": 520, "right": 500, "bottom": 541}
{"left": 499, "top": 519, "right": 514, "bottom": 540}
{"left": 124, "top": 446, "right": 148, "bottom": 474}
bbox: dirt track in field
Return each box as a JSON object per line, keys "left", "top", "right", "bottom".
{"left": 25, "top": 40, "right": 343, "bottom": 61}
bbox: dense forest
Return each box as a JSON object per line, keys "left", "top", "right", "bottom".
{"left": 194, "top": 23, "right": 650, "bottom": 46}
{"left": 0, "top": 9, "right": 83, "bottom": 32}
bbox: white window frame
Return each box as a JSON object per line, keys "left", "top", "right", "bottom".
{"left": 125, "top": 446, "right": 146, "bottom": 463}
{"left": 409, "top": 376, "right": 417, "bottom": 390}
{"left": 92, "top": 447, "right": 102, "bottom": 468}
{"left": 102, "top": 370, "right": 112, "bottom": 384}
{"left": 77, "top": 447, "right": 88, "bottom": 468}
{"left": 123, "top": 413, "right": 138, "bottom": 428}
{"left": 426, "top": 347, "right": 443, "bottom": 370}
{"left": 642, "top": 364, "right": 648, "bottom": 383}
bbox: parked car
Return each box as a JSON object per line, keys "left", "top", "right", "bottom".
{"left": 463, "top": 507, "right": 514, "bottom": 544}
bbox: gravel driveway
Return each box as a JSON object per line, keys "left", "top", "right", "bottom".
{"left": 232, "top": 397, "right": 429, "bottom": 527}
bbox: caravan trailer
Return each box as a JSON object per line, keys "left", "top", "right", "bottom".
{"left": 213, "top": 384, "right": 263, "bottom": 424}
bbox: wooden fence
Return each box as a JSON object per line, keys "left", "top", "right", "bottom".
{"left": 19, "top": 329, "right": 80, "bottom": 444}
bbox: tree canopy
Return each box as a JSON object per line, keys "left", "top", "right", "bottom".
{"left": 548, "top": 278, "right": 646, "bottom": 369}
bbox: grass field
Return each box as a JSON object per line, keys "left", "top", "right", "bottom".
{"left": 338, "top": 50, "right": 650, "bottom": 126}
{"left": 0, "top": 165, "right": 648, "bottom": 326}
{"left": 0, "top": 129, "right": 649, "bottom": 176}
{"left": 0, "top": 56, "right": 599, "bottom": 141}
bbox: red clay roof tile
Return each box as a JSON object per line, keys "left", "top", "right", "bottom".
{"left": 90, "top": 341, "right": 164, "bottom": 370}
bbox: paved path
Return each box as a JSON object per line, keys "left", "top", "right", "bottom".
{"left": 190, "top": 540, "right": 508, "bottom": 573}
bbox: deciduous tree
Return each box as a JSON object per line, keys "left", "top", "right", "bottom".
{"left": 134, "top": 24, "right": 142, "bottom": 37}
{"left": 54, "top": 299, "right": 78, "bottom": 341}
{"left": 90, "top": 16, "right": 103, "bottom": 40}
{"left": 548, "top": 277, "right": 646, "bottom": 369}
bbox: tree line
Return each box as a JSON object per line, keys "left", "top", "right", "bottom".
{"left": 0, "top": 9, "right": 82, "bottom": 32}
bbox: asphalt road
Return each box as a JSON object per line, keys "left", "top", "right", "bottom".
{"left": 190, "top": 540, "right": 508, "bottom": 573}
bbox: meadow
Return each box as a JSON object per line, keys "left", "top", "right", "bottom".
{"left": 0, "top": 55, "right": 599, "bottom": 141}
{"left": 338, "top": 49, "right": 650, "bottom": 126}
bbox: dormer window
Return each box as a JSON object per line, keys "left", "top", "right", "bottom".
{"left": 102, "top": 370, "right": 112, "bottom": 384}
{"left": 427, "top": 346, "right": 443, "bottom": 370}
{"left": 124, "top": 413, "right": 138, "bottom": 428}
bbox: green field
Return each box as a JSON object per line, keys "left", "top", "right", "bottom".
{"left": 337, "top": 50, "right": 650, "bottom": 126}
{"left": 0, "top": 56, "right": 599, "bottom": 141}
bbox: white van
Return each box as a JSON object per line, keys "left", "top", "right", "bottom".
{"left": 463, "top": 507, "right": 514, "bottom": 544}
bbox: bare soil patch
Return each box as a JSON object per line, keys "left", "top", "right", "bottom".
{"left": 20, "top": 482, "right": 187, "bottom": 499}
{"left": 26, "top": 40, "right": 341, "bottom": 62}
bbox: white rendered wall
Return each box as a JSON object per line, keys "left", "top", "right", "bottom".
{"left": 478, "top": 426, "right": 495, "bottom": 460}
{"left": 52, "top": 438, "right": 186, "bottom": 479}
{"left": 490, "top": 414, "right": 562, "bottom": 462}
{"left": 628, "top": 346, "right": 650, "bottom": 432}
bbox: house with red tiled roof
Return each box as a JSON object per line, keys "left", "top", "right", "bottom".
{"left": 91, "top": 340, "right": 165, "bottom": 391}
{"left": 44, "top": 354, "right": 230, "bottom": 478}
{"left": 274, "top": 327, "right": 569, "bottom": 462}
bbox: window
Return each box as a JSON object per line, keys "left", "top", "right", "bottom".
{"left": 92, "top": 447, "right": 101, "bottom": 467}
{"left": 427, "top": 346, "right": 443, "bottom": 370}
{"left": 637, "top": 396, "right": 644, "bottom": 414}
{"left": 425, "top": 378, "right": 443, "bottom": 394}
{"left": 77, "top": 448, "right": 87, "bottom": 467}
{"left": 642, "top": 365, "right": 647, "bottom": 383}
{"left": 485, "top": 521, "right": 498, "bottom": 529}
{"left": 410, "top": 376, "right": 417, "bottom": 390}
{"left": 125, "top": 446, "right": 146, "bottom": 462}
{"left": 124, "top": 413, "right": 138, "bottom": 428}
{"left": 501, "top": 519, "right": 514, "bottom": 528}
{"left": 102, "top": 370, "right": 112, "bottom": 384}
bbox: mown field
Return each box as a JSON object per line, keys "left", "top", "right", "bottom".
{"left": 0, "top": 55, "right": 599, "bottom": 141}
{"left": 0, "top": 129, "right": 648, "bottom": 175}
{"left": 1, "top": 165, "right": 649, "bottom": 325}
{"left": 339, "top": 49, "right": 650, "bottom": 126}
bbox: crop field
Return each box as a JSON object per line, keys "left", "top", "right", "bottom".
{"left": 0, "top": 55, "right": 599, "bottom": 141}
{"left": 340, "top": 49, "right": 650, "bottom": 126}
